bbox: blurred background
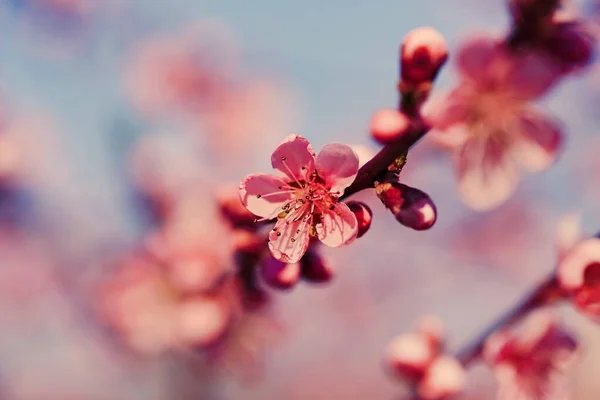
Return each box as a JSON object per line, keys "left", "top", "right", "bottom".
{"left": 1, "top": 0, "right": 600, "bottom": 398}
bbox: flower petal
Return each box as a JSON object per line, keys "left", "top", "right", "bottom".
{"left": 271, "top": 134, "right": 315, "bottom": 182}
{"left": 316, "top": 202, "right": 358, "bottom": 247}
{"left": 315, "top": 143, "right": 359, "bottom": 195}
{"left": 239, "top": 173, "right": 292, "bottom": 218}
{"left": 456, "top": 35, "right": 504, "bottom": 84}
{"left": 513, "top": 111, "right": 563, "bottom": 172}
{"left": 456, "top": 136, "right": 520, "bottom": 211}
{"left": 268, "top": 215, "right": 311, "bottom": 263}
{"left": 507, "top": 53, "right": 561, "bottom": 99}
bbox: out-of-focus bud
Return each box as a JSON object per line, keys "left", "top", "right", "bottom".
{"left": 401, "top": 27, "right": 448, "bottom": 85}
{"left": 417, "top": 356, "right": 467, "bottom": 400}
{"left": 232, "top": 228, "right": 264, "bottom": 253}
{"left": 376, "top": 182, "right": 437, "bottom": 231}
{"left": 369, "top": 108, "right": 411, "bottom": 145}
{"left": 346, "top": 201, "right": 373, "bottom": 238}
{"left": 557, "top": 237, "right": 600, "bottom": 320}
{"left": 260, "top": 256, "right": 300, "bottom": 290}
{"left": 217, "top": 184, "right": 257, "bottom": 227}
{"left": 386, "top": 332, "right": 437, "bottom": 381}
{"left": 300, "top": 249, "right": 334, "bottom": 283}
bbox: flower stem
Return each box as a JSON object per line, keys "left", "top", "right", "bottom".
{"left": 455, "top": 272, "right": 561, "bottom": 366}
{"left": 341, "top": 123, "right": 428, "bottom": 200}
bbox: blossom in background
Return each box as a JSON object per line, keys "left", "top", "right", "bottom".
{"left": 558, "top": 236, "right": 600, "bottom": 321}
{"left": 99, "top": 251, "right": 240, "bottom": 355}
{"left": 126, "top": 23, "right": 237, "bottom": 116}
{"left": 239, "top": 135, "right": 360, "bottom": 263}
{"left": 426, "top": 35, "right": 563, "bottom": 211}
{"left": 386, "top": 316, "right": 467, "bottom": 400}
{"left": 484, "top": 309, "right": 578, "bottom": 400}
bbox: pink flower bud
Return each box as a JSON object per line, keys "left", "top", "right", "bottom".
{"left": 401, "top": 27, "right": 448, "bottom": 85}
{"left": 376, "top": 182, "right": 437, "bottom": 231}
{"left": 232, "top": 228, "right": 264, "bottom": 253}
{"left": 369, "top": 108, "right": 411, "bottom": 145}
{"left": 386, "top": 332, "right": 437, "bottom": 381}
{"left": 300, "top": 249, "right": 334, "bottom": 283}
{"left": 558, "top": 238, "right": 600, "bottom": 320}
{"left": 418, "top": 356, "right": 466, "bottom": 400}
{"left": 216, "top": 184, "right": 257, "bottom": 227}
{"left": 260, "top": 256, "right": 300, "bottom": 290}
{"left": 346, "top": 201, "right": 373, "bottom": 238}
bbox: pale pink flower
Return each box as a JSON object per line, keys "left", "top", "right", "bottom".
{"left": 484, "top": 310, "right": 578, "bottom": 400}
{"left": 239, "top": 135, "right": 360, "bottom": 263}
{"left": 426, "top": 35, "right": 563, "bottom": 211}
{"left": 99, "top": 254, "right": 237, "bottom": 355}
{"left": 557, "top": 237, "right": 600, "bottom": 320}
{"left": 418, "top": 356, "right": 467, "bottom": 400}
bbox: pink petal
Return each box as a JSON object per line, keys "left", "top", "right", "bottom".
{"left": 239, "top": 173, "right": 292, "bottom": 218}
{"left": 422, "top": 91, "right": 471, "bottom": 132}
{"left": 513, "top": 111, "right": 563, "bottom": 172}
{"left": 268, "top": 216, "right": 311, "bottom": 263}
{"left": 316, "top": 202, "right": 358, "bottom": 247}
{"left": 507, "top": 53, "right": 561, "bottom": 99}
{"left": 271, "top": 134, "right": 315, "bottom": 182}
{"left": 456, "top": 136, "right": 520, "bottom": 211}
{"left": 315, "top": 143, "right": 359, "bottom": 195}
{"left": 456, "top": 35, "right": 504, "bottom": 84}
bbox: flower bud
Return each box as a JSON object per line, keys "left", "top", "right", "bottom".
{"left": 417, "top": 356, "right": 466, "bottom": 400}
{"left": 300, "top": 249, "right": 334, "bottom": 283}
{"left": 370, "top": 108, "right": 411, "bottom": 145}
{"left": 346, "top": 201, "right": 373, "bottom": 238}
{"left": 376, "top": 182, "right": 437, "bottom": 231}
{"left": 401, "top": 27, "right": 448, "bottom": 85}
{"left": 386, "top": 332, "right": 437, "bottom": 381}
{"left": 260, "top": 256, "right": 300, "bottom": 290}
{"left": 557, "top": 238, "right": 600, "bottom": 320}
{"left": 232, "top": 228, "right": 264, "bottom": 253}
{"left": 216, "top": 184, "right": 257, "bottom": 227}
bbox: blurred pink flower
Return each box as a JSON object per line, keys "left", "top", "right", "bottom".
{"left": 99, "top": 252, "right": 239, "bottom": 355}
{"left": 558, "top": 237, "right": 600, "bottom": 321}
{"left": 239, "top": 135, "right": 360, "bottom": 263}
{"left": 126, "top": 23, "right": 237, "bottom": 116}
{"left": 484, "top": 309, "right": 578, "bottom": 400}
{"left": 426, "top": 35, "right": 563, "bottom": 211}
{"left": 386, "top": 316, "right": 466, "bottom": 400}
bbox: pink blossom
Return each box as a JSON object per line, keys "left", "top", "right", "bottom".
{"left": 99, "top": 253, "right": 238, "bottom": 355}
{"left": 557, "top": 237, "right": 600, "bottom": 320}
{"left": 426, "top": 35, "right": 563, "bottom": 210}
{"left": 239, "top": 135, "right": 360, "bottom": 263}
{"left": 484, "top": 310, "right": 578, "bottom": 399}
